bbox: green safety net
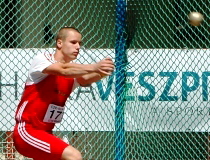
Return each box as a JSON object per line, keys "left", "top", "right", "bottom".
{"left": 0, "top": 0, "right": 209, "bottom": 159}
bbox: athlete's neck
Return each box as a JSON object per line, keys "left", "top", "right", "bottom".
{"left": 54, "top": 52, "right": 72, "bottom": 63}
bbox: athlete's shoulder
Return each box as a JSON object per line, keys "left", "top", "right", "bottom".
{"left": 29, "top": 52, "right": 56, "bottom": 74}
{"left": 33, "top": 53, "right": 55, "bottom": 63}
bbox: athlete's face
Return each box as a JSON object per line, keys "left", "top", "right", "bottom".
{"left": 59, "top": 30, "right": 82, "bottom": 61}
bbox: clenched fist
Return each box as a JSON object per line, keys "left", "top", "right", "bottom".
{"left": 95, "top": 57, "right": 115, "bottom": 76}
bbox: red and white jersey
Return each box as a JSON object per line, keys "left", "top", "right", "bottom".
{"left": 15, "top": 53, "right": 79, "bottom": 131}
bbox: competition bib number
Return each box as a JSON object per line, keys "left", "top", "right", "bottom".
{"left": 43, "top": 104, "right": 65, "bottom": 123}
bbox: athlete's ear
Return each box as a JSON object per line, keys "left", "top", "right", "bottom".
{"left": 57, "top": 39, "right": 62, "bottom": 49}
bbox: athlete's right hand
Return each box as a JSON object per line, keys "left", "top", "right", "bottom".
{"left": 94, "top": 57, "right": 115, "bottom": 75}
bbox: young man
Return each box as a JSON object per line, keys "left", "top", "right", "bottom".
{"left": 13, "top": 27, "right": 115, "bottom": 160}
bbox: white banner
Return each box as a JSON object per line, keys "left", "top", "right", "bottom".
{"left": 0, "top": 48, "right": 210, "bottom": 132}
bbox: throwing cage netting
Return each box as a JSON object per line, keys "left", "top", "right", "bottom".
{"left": 0, "top": 0, "right": 209, "bottom": 159}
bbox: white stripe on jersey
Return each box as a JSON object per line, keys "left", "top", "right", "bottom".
{"left": 16, "top": 101, "right": 28, "bottom": 122}
{"left": 18, "top": 122, "right": 51, "bottom": 153}
{"left": 16, "top": 101, "right": 51, "bottom": 153}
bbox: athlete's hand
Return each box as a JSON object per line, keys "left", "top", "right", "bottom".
{"left": 95, "top": 57, "right": 115, "bottom": 76}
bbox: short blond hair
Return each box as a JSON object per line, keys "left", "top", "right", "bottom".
{"left": 55, "top": 26, "right": 80, "bottom": 42}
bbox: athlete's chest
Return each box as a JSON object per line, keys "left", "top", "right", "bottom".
{"left": 53, "top": 76, "right": 75, "bottom": 96}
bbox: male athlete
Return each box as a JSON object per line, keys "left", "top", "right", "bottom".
{"left": 13, "top": 27, "right": 115, "bottom": 160}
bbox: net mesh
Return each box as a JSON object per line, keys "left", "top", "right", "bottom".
{"left": 0, "top": 0, "right": 209, "bottom": 159}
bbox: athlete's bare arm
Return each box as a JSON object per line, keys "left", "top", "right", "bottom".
{"left": 76, "top": 58, "right": 114, "bottom": 86}
{"left": 42, "top": 57, "right": 114, "bottom": 80}
{"left": 76, "top": 72, "right": 105, "bottom": 86}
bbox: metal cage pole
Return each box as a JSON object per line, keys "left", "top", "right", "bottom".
{"left": 115, "top": 0, "right": 127, "bottom": 159}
